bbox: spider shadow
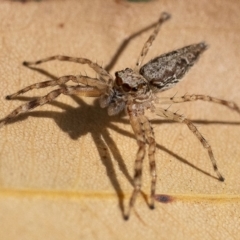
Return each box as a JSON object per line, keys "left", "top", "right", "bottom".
{"left": 5, "top": 93, "right": 240, "bottom": 216}
{"left": 4, "top": 18, "right": 240, "bottom": 218}
{"left": 6, "top": 94, "right": 133, "bottom": 218}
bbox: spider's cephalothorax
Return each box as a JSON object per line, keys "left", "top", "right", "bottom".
{"left": 114, "top": 68, "right": 149, "bottom": 98}
{"left": 1, "top": 12, "right": 240, "bottom": 220}
{"left": 100, "top": 68, "right": 152, "bottom": 116}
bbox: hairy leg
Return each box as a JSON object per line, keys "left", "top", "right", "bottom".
{"left": 156, "top": 107, "right": 224, "bottom": 181}
{"left": 135, "top": 12, "right": 171, "bottom": 71}
{"left": 23, "top": 56, "right": 113, "bottom": 84}
{"left": 6, "top": 75, "right": 106, "bottom": 99}
{"left": 0, "top": 86, "right": 97, "bottom": 128}
{"left": 139, "top": 115, "right": 156, "bottom": 209}
{"left": 157, "top": 94, "right": 240, "bottom": 114}
{"left": 124, "top": 114, "right": 146, "bottom": 220}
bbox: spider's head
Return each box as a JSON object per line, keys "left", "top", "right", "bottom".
{"left": 99, "top": 68, "right": 151, "bottom": 116}
{"left": 114, "top": 68, "right": 150, "bottom": 98}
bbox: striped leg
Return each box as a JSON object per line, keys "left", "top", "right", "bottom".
{"left": 23, "top": 56, "right": 113, "bottom": 84}
{"left": 139, "top": 115, "right": 156, "bottom": 209}
{"left": 125, "top": 115, "right": 146, "bottom": 220}
{"left": 0, "top": 86, "right": 97, "bottom": 128}
{"left": 157, "top": 94, "right": 240, "bottom": 114}
{"left": 6, "top": 75, "right": 105, "bottom": 99}
{"left": 135, "top": 12, "right": 171, "bottom": 71}
{"left": 156, "top": 107, "right": 225, "bottom": 181}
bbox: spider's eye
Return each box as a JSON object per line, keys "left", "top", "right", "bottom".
{"left": 122, "top": 83, "right": 131, "bottom": 92}
{"left": 132, "top": 87, "right": 138, "bottom": 92}
{"left": 115, "top": 76, "right": 123, "bottom": 86}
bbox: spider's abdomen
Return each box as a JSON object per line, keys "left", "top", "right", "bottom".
{"left": 140, "top": 42, "right": 207, "bottom": 92}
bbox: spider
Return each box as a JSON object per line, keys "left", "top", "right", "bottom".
{"left": 0, "top": 12, "right": 239, "bottom": 220}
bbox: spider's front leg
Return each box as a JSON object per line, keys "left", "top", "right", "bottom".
{"left": 125, "top": 105, "right": 156, "bottom": 220}
{"left": 23, "top": 55, "right": 113, "bottom": 84}
{"left": 6, "top": 75, "right": 105, "bottom": 100}
{"left": 0, "top": 85, "right": 98, "bottom": 128}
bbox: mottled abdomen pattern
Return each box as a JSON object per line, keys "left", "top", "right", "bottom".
{"left": 139, "top": 42, "right": 207, "bottom": 92}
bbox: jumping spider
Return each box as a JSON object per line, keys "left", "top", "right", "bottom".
{"left": 0, "top": 12, "right": 239, "bottom": 220}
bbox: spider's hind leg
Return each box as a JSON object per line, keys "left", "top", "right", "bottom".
{"left": 156, "top": 107, "right": 224, "bottom": 181}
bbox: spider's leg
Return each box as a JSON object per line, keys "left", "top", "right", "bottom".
{"left": 0, "top": 86, "right": 97, "bottom": 128}
{"left": 157, "top": 94, "right": 240, "bottom": 114}
{"left": 23, "top": 56, "right": 113, "bottom": 84}
{"left": 6, "top": 75, "right": 106, "bottom": 99}
{"left": 139, "top": 115, "right": 156, "bottom": 209}
{"left": 156, "top": 107, "right": 224, "bottom": 181}
{"left": 135, "top": 12, "right": 171, "bottom": 71}
{"left": 125, "top": 113, "right": 146, "bottom": 220}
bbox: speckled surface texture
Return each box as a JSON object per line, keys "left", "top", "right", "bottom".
{"left": 0, "top": 0, "right": 240, "bottom": 239}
